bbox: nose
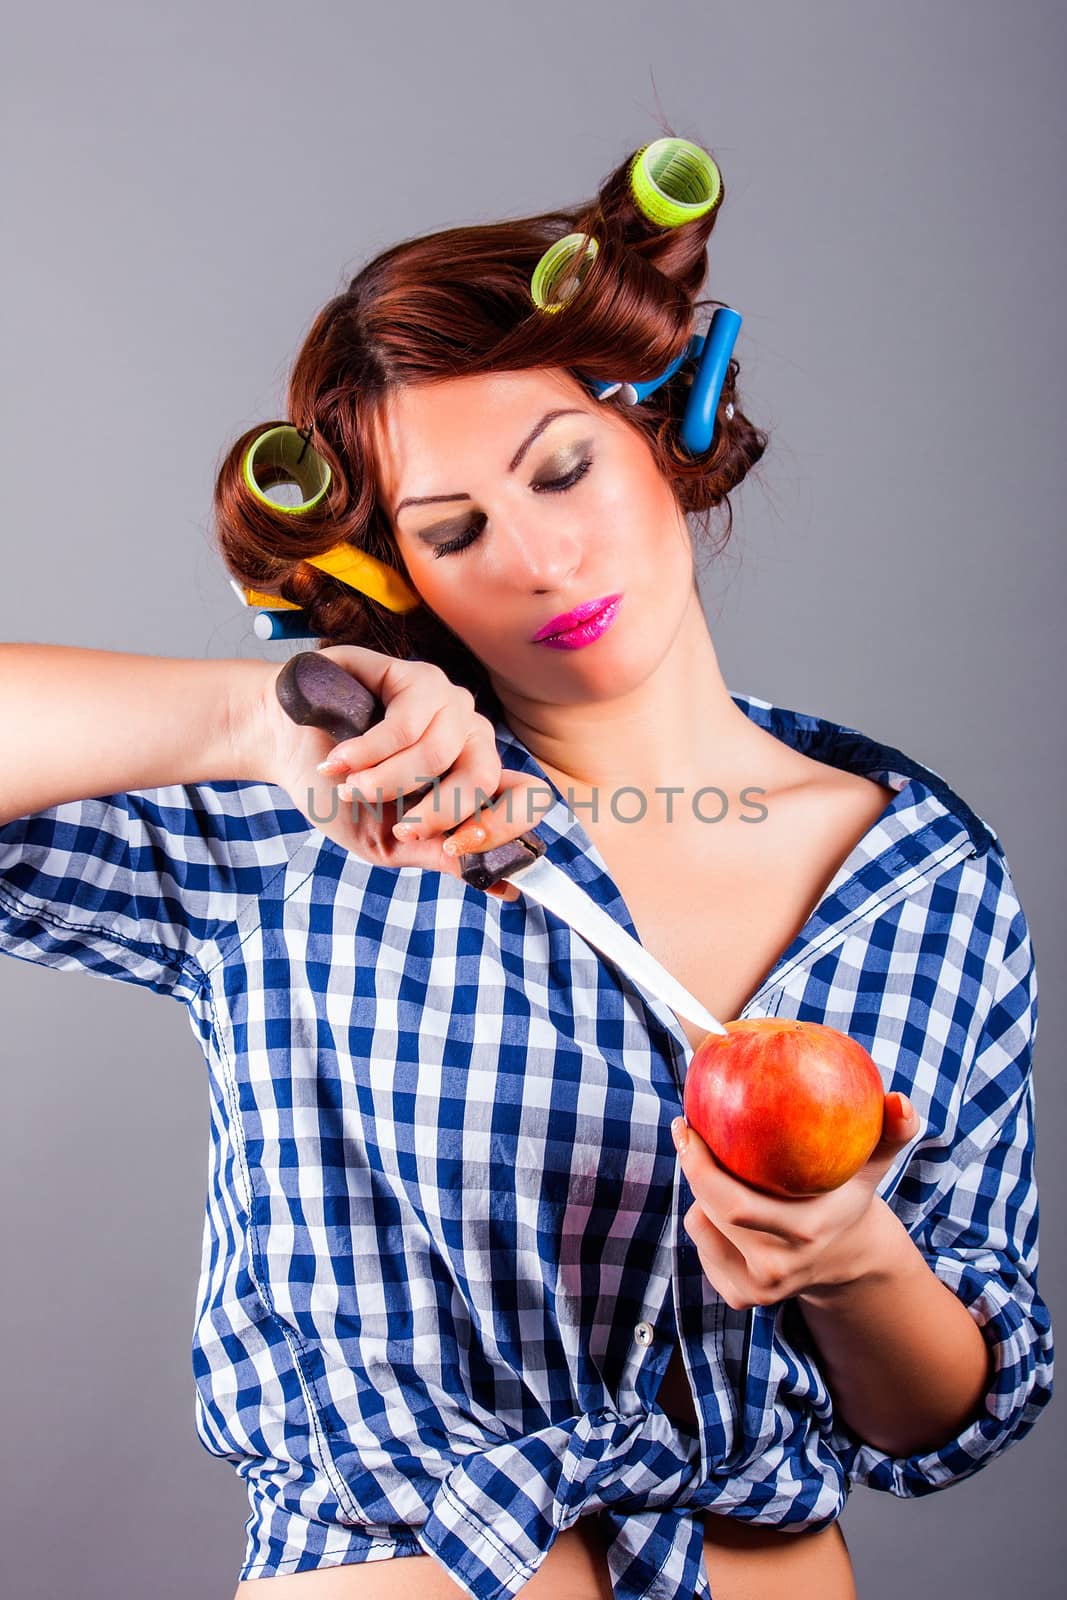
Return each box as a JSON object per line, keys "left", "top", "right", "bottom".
{"left": 495, "top": 502, "right": 584, "bottom": 594}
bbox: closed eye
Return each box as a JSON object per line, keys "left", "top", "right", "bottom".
{"left": 430, "top": 454, "right": 594, "bottom": 558}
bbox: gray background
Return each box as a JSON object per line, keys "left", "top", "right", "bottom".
{"left": 1, "top": 1, "right": 1063, "bottom": 1595}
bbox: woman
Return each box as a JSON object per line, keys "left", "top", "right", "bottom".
{"left": 0, "top": 136, "right": 1052, "bottom": 1600}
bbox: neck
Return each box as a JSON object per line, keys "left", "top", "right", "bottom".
{"left": 491, "top": 589, "right": 770, "bottom": 829}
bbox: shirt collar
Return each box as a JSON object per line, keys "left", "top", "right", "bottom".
{"left": 489, "top": 686, "right": 996, "bottom": 846}
{"left": 483, "top": 689, "right": 995, "bottom": 1002}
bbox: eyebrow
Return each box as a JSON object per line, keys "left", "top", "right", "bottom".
{"left": 393, "top": 408, "right": 588, "bottom": 521}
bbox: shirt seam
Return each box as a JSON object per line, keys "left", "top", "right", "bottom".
{"left": 434, "top": 1479, "right": 533, "bottom": 1583}
{"left": 197, "top": 850, "right": 319, "bottom": 979}
{"left": 201, "top": 976, "right": 366, "bottom": 1524}
{"left": 0, "top": 879, "right": 205, "bottom": 990}
{"left": 761, "top": 836, "right": 976, "bottom": 995}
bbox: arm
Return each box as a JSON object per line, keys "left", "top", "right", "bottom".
{"left": 0, "top": 642, "right": 540, "bottom": 995}
{"left": 0, "top": 643, "right": 267, "bottom": 824}
{"left": 794, "top": 1196, "right": 994, "bottom": 1456}
{"left": 0, "top": 644, "right": 289, "bottom": 999}
{"left": 0, "top": 642, "right": 539, "bottom": 889}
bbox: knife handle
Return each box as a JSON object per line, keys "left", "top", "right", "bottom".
{"left": 275, "top": 651, "right": 545, "bottom": 890}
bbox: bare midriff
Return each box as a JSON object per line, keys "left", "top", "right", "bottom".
{"left": 232, "top": 765, "right": 892, "bottom": 1599}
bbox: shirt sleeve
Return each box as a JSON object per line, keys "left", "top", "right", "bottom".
{"left": 0, "top": 780, "right": 312, "bottom": 1003}
{"left": 826, "top": 853, "right": 1054, "bottom": 1496}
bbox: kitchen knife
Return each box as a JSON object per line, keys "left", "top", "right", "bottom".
{"left": 276, "top": 652, "right": 727, "bottom": 1038}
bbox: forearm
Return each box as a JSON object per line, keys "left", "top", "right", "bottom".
{"left": 795, "top": 1197, "right": 994, "bottom": 1458}
{"left": 0, "top": 643, "right": 269, "bottom": 824}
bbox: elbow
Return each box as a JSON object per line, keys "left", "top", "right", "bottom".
{"left": 870, "top": 1331, "right": 997, "bottom": 1460}
{"left": 829, "top": 1299, "right": 1054, "bottom": 1497}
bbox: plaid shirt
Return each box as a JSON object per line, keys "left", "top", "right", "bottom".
{"left": 0, "top": 688, "right": 1053, "bottom": 1597}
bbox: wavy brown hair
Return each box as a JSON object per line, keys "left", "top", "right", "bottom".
{"left": 213, "top": 130, "right": 770, "bottom": 716}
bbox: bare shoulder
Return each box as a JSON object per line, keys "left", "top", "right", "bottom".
{"left": 722, "top": 706, "right": 894, "bottom": 804}
{"left": 794, "top": 753, "right": 896, "bottom": 820}
{"left": 766, "top": 747, "right": 898, "bottom": 857}
{"left": 711, "top": 710, "right": 894, "bottom": 830}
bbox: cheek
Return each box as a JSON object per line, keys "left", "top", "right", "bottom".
{"left": 599, "top": 463, "right": 686, "bottom": 565}
{"left": 403, "top": 552, "right": 462, "bottom": 609}
{"left": 413, "top": 570, "right": 496, "bottom": 645}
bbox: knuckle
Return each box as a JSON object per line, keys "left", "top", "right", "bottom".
{"left": 384, "top": 714, "right": 420, "bottom": 749}
{"left": 354, "top": 831, "right": 387, "bottom": 861}
{"left": 751, "top": 1261, "right": 785, "bottom": 1295}
{"left": 470, "top": 722, "right": 498, "bottom": 758}
{"left": 467, "top": 725, "right": 499, "bottom": 764}
{"left": 413, "top": 733, "right": 446, "bottom": 773}
{"left": 472, "top": 761, "right": 504, "bottom": 806}
{"left": 746, "top": 1259, "right": 771, "bottom": 1290}
{"left": 409, "top": 657, "right": 448, "bottom": 686}
{"left": 470, "top": 785, "right": 504, "bottom": 823}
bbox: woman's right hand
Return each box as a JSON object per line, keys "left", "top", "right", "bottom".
{"left": 248, "top": 645, "right": 551, "bottom": 901}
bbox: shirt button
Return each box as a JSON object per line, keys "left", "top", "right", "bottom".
{"left": 634, "top": 1321, "right": 655, "bottom": 1347}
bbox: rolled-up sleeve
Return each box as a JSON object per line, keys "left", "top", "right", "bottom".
{"left": 829, "top": 881, "right": 1054, "bottom": 1496}
{"left": 0, "top": 781, "right": 309, "bottom": 1002}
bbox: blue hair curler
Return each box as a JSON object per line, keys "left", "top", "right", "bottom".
{"left": 581, "top": 305, "right": 742, "bottom": 456}
{"left": 251, "top": 609, "right": 325, "bottom": 643}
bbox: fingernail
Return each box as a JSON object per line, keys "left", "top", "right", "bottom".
{"left": 671, "top": 1116, "right": 689, "bottom": 1154}
{"left": 317, "top": 758, "right": 345, "bottom": 774}
{"left": 392, "top": 823, "right": 418, "bottom": 841}
{"left": 443, "top": 827, "right": 486, "bottom": 857}
{"left": 891, "top": 1092, "right": 913, "bottom": 1118}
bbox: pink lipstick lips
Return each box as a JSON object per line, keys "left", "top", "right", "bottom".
{"left": 531, "top": 593, "right": 623, "bottom": 650}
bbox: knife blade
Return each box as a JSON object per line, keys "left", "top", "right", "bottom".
{"left": 274, "top": 651, "right": 728, "bottom": 1040}
{"left": 482, "top": 852, "right": 727, "bottom": 1036}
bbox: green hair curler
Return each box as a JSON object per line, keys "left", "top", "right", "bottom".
{"left": 242, "top": 423, "right": 332, "bottom": 514}
{"left": 529, "top": 232, "right": 600, "bottom": 314}
{"left": 628, "top": 137, "right": 722, "bottom": 228}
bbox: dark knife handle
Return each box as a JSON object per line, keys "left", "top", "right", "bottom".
{"left": 275, "top": 652, "right": 545, "bottom": 891}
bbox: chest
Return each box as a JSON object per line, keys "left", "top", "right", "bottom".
{"left": 586, "top": 776, "right": 898, "bottom": 1053}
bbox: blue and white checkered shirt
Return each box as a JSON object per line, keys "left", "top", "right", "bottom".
{"left": 0, "top": 688, "right": 1053, "bottom": 1597}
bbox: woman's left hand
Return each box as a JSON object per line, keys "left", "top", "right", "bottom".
{"left": 674, "top": 1093, "right": 922, "bottom": 1309}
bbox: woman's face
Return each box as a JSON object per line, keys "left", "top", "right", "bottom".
{"left": 371, "top": 366, "right": 697, "bottom": 709}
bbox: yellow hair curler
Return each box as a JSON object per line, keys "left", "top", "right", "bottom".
{"left": 238, "top": 423, "right": 420, "bottom": 615}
